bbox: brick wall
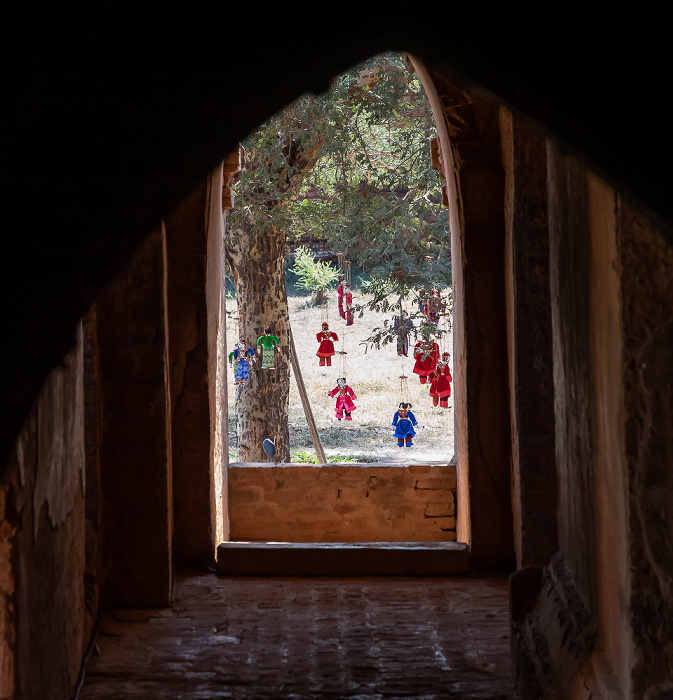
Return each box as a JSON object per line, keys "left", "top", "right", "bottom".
{"left": 228, "top": 463, "right": 456, "bottom": 542}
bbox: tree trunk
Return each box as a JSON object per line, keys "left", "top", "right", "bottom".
{"left": 226, "top": 223, "right": 290, "bottom": 463}
{"left": 225, "top": 132, "right": 322, "bottom": 463}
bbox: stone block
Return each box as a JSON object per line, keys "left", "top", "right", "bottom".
{"left": 367, "top": 490, "right": 409, "bottom": 505}
{"left": 425, "top": 502, "right": 455, "bottom": 518}
{"left": 414, "top": 477, "right": 444, "bottom": 490}
{"left": 263, "top": 489, "right": 304, "bottom": 505}
{"left": 229, "top": 488, "right": 262, "bottom": 504}
{"left": 335, "top": 486, "right": 367, "bottom": 501}
{"left": 434, "top": 517, "right": 457, "bottom": 530}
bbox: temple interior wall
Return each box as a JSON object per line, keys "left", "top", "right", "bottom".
{"left": 0, "top": 45, "right": 671, "bottom": 699}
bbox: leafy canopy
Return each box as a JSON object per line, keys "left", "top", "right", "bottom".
{"left": 229, "top": 52, "right": 452, "bottom": 342}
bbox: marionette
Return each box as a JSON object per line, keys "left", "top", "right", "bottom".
{"left": 344, "top": 284, "right": 354, "bottom": 326}
{"left": 337, "top": 276, "right": 345, "bottom": 319}
{"left": 393, "top": 310, "right": 414, "bottom": 357}
{"left": 413, "top": 329, "right": 440, "bottom": 384}
{"left": 422, "top": 297, "right": 432, "bottom": 323}
{"left": 417, "top": 288, "right": 426, "bottom": 314}
{"left": 392, "top": 402, "right": 418, "bottom": 447}
{"left": 316, "top": 322, "right": 338, "bottom": 366}
{"left": 328, "top": 377, "right": 357, "bottom": 420}
{"left": 228, "top": 338, "right": 255, "bottom": 385}
{"left": 256, "top": 325, "right": 280, "bottom": 369}
{"left": 429, "top": 352, "right": 453, "bottom": 407}
{"left": 417, "top": 288, "right": 433, "bottom": 323}
{"left": 429, "top": 289, "right": 441, "bottom": 325}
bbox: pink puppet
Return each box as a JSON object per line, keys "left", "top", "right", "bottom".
{"left": 328, "top": 377, "right": 357, "bottom": 420}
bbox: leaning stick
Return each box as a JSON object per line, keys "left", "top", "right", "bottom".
{"left": 288, "top": 325, "right": 328, "bottom": 465}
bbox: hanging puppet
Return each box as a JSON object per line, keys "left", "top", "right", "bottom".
{"left": 393, "top": 310, "right": 414, "bottom": 357}
{"left": 228, "top": 337, "right": 255, "bottom": 385}
{"left": 337, "top": 276, "right": 345, "bottom": 319}
{"left": 429, "top": 289, "right": 442, "bottom": 325}
{"left": 417, "top": 288, "right": 430, "bottom": 321}
{"left": 256, "top": 325, "right": 280, "bottom": 370}
{"left": 392, "top": 402, "right": 418, "bottom": 447}
{"left": 429, "top": 351, "right": 452, "bottom": 407}
{"left": 316, "top": 322, "right": 338, "bottom": 366}
{"left": 344, "top": 284, "right": 354, "bottom": 326}
{"left": 413, "top": 327, "right": 440, "bottom": 384}
{"left": 328, "top": 377, "right": 357, "bottom": 420}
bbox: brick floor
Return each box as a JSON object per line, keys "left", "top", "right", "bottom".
{"left": 82, "top": 571, "right": 517, "bottom": 699}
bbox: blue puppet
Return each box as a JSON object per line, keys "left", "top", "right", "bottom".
{"left": 392, "top": 402, "right": 418, "bottom": 447}
{"left": 228, "top": 338, "right": 255, "bottom": 386}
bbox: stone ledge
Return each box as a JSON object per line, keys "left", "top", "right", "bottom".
{"left": 229, "top": 461, "right": 454, "bottom": 468}
{"left": 216, "top": 541, "right": 470, "bottom": 576}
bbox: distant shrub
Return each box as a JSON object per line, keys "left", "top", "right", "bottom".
{"left": 290, "top": 448, "right": 358, "bottom": 464}
{"left": 289, "top": 246, "right": 340, "bottom": 303}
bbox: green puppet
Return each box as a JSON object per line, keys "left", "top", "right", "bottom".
{"left": 256, "top": 325, "right": 280, "bottom": 369}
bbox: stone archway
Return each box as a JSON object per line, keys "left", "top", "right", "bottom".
{"left": 217, "top": 55, "right": 518, "bottom": 570}
{"left": 409, "top": 55, "right": 517, "bottom": 569}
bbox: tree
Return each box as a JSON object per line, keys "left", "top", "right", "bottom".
{"left": 289, "top": 53, "right": 452, "bottom": 336}
{"left": 289, "top": 245, "right": 340, "bottom": 304}
{"left": 226, "top": 102, "right": 325, "bottom": 462}
{"left": 226, "top": 52, "right": 451, "bottom": 460}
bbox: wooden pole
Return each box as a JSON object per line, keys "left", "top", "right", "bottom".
{"left": 288, "top": 326, "right": 327, "bottom": 465}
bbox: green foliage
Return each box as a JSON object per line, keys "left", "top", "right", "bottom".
{"left": 359, "top": 286, "right": 454, "bottom": 352}
{"left": 229, "top": 52, "right": 452, "bottom": 344}
{"left": 290, "top": 449, "right": 358, "bottom": 464}
{"left": 289, "top": 246, "right": 340, "bottom": 296}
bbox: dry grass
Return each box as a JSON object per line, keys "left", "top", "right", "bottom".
{"left": 226, "top": 291, "right": 455, "bottom": 463}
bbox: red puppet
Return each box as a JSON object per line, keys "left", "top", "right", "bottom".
{"left": 337, "top": 277, "right": 345, "bottom": 319}
{"left": 328, "top": 377, "right": 357, "bottom": 420}
{"left": 344, "top": 284, "right": 354, "bottom": 326}
{"left": 316, "top": 322, "right": 338, "bottom": 366}
{"left": 429, "top": 351, "right": 452, "bottom": 407}
{"left": 413, "top": 333, "right": 440, "bottom": 385}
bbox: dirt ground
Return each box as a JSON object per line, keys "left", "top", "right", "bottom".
{"left": 226, "top": 291, "right": 455, "bottom": 464}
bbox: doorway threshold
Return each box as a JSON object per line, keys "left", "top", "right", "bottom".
{"left": 216, "top": 541, "right": 469, "bottom": 576}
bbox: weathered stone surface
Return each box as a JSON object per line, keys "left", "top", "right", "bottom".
{"left": 228, "top": 464, "right": 457, "bottom": 543}
{"left": 96, "top": 228, "right": 173, "bottom": 608}
{"left": 500, "top": 108, "right": 558, "bottom": 569}
{"left": 0, "top": 485, "right": 15, "bottom": 698}
{"left": 1, "top": 334, "right": 87, "bottom": 700}
{"left": 620, "top": 197, "right": 673, "bottom": 697}
{"left": 511, "top": 552, "right": 597, "bottom": 700}
{"left": 83, "top": 309, "right": 103, "bottom": 653}
{"left": 587, "top": 171, "right": 632, "bottom": 696}
{"left": 164, "top": 179, "right": 213, "bottom": 565}
{"left": 82, "top": 571, "right": 515, "bottom": 698}
{"left": 514, "top": 145, "right": 673, "bottom": 699}
{"left": 547, "top": 144, "right": 597, "bottom": 612}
